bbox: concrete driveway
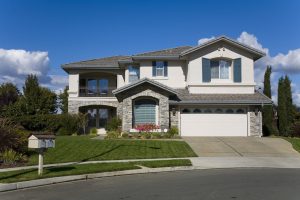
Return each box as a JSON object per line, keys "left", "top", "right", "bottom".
{"left": 183, "top": 137, "right": 300, "bottom": 157}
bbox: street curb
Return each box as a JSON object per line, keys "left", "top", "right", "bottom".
{"left": 0, "top": 166, "right": 199, "bottom": 192}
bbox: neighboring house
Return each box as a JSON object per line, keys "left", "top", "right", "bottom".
{"left": 62, "top": 36, "right": 272, "bottom": 137}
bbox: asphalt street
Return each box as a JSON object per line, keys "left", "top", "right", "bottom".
{"left": 1, "top": 168, "right": 300, "bottom": 200}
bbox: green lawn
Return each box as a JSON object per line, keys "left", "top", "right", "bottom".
{"left": 0, "top": 159, "right": 192, "bottom": 183}
{"left": 283, "top": 137, "right": 300, "bottom": 152}
{"left": 28, "top": 136, "right": 196, "bottom": 165}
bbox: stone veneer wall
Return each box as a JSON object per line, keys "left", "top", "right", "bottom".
{"left": 169, "top": 106, "right": 179, "bottom": 128}
{"left": 121, "top": 89, "right": 169, "bottom": 131}
{"left": 68, "top": 99, "right": 118, "bottom": 114}
{"left": 249, "top": 111, "right": 262, "bottom": 137}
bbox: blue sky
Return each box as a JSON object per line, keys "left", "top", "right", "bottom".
{"left": 0, "top": 0, "right": 300, "bottom": 104}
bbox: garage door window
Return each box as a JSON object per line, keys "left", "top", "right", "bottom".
{"left": 225, "top": 109, "right": 234, "bottom": 113}
{"left": 193, "top": 109, "right": 202, "bottom": 113}
{"left": 182, "top": 108, "right": 191, "bottom": 113}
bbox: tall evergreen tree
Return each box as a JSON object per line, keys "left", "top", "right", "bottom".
{"left": 59, "top": 86, "right": 69, "bottom": 114}
{"left": 283, "top": 75, "right": 294, "bottom": 130}
{"left": 277, "top": 77, "right": 288, "bottom": 136}
{"left": 0, "top": 82, "right": 20, "bottom": 111}
{"left": 23, "top": 74, "right": 42, "bottom": 114}
{"left": 262, "top": 66, "right": 274, "bottom": 136}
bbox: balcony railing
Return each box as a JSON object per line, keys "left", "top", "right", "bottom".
{"left": 79, "top": 87, "right": 116, "bottom": 97}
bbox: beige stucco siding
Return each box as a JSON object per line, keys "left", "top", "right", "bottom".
{"left": 186, "top": 43, "right": 255, "bottom": 94}
{"left": 137, "top": 60, "right": 187, "bottom": 88}
{"left": 68, "top": 73, "right": 79, "bottom": 97}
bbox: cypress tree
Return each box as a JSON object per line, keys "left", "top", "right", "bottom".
{"left": 283, "top": 75, "right": 294, "bottom": 130}
{"left": 23, "top": 74, "right": 42, "bottom": 115}
{"left": 262, "top": 66, "right": 273, "bottom": 136}
{"left": 59, "top": 86, "right": 69, "bottom": 114}
{"left": 277, "top": 77, "right": 288, "bottom": 136}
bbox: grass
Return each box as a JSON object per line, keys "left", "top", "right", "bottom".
{"left": 282, "top": 137, "right": 300, "bottom": 153}
{"left": 27, "top": 136, "right": 196, "bottom": 165}
{"left": 0, "top": 159, "right": 192, "bottom": 183}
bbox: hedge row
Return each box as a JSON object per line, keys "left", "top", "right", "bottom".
{"left": 12, "top": 114, "right": 80, "bottom": 135}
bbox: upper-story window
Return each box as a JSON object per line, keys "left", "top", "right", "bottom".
{"left": 152, "top": 61, "right": 168, "bottom": 77}
{"left": 210, "top": 59, "right": 231, "bottom": 80}
{"left": 128, "top": 66, "right": 140, "bottom": 83}
{"left": 202, "top": 57, "right": 241, "bottom": 83}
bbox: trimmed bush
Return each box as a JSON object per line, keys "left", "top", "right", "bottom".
{"left": 1, "top": 149, "right": 26, "bottom": 165}
{"left": 106, "top": 117, "right": 122, "bottom": 132}
{"left": 90, "top": 128, "right": 98, "bottom": 135}
{"left": 121, "top": 132, "right": 129, "bottom": 138}
{"left": 168, "top": 126, "right": 179, "bottom": 136}
{"left": 141, "top": 132, "right": 151, "bottom": 139}
{"left": 151, "top": 132, "right": 162, "bottom": 139}
{"left": 105, "top": 131, "right": 121, "bottom": 139}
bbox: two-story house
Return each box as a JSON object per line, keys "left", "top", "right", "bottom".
{"left": 62, "top": 36, "right": 272, "bottom": 137}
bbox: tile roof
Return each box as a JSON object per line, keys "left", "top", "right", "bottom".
{"left": 170, "top": 89, "right": 272, "bottom": 105}
{"left": 112, "top": 78, "right": 178, "bottom": 95}
{"left": 62, "top": 56, "right": 131, "bottom": 70}
{"left": 133, "top": 46, "right": 193, "bottom": 57}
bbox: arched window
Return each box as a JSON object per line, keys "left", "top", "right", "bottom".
{"left": 204, "top": 109, "right": 212, "bottom": 113}
{"left": 193, "top": 109, "right": 202, "bottom": 113}
{"left": 226, "top": 109, "right": 234, "bottom": 113}
{"left": 182, "top": 108, "right": 191, "bottom": 113}
{"left": 236, "top": 109, "right": 245, "bottom": 113}
{"left": 215, "top": 108, "right": 223, "bottom": 113}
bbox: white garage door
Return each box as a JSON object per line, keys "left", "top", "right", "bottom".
{"left": 180, "top": 113, "right": 248, "bottom": 136}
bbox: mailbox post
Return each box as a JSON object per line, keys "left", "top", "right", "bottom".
{"left": 28, "top": 134, "right": 55, "bottom": 175}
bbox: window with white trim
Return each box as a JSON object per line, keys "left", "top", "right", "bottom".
{"left": 128, "top": 66, "right": 140, "bottom": 83}
{"left": 156, "top": 61, "right": 165, "bottom": 76}
{"left": 211, "top": 59, "right": 231, "bottom": 79}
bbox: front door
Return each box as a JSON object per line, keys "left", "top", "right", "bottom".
{"left": 99, "top": 108, "right": 108, "bottom": 128}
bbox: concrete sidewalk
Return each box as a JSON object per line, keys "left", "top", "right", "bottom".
{"left": 0, "top": 157, "right": 194, "bottom": 172}
{"left": 2, "top": 156, "right": 300, "bottom": 192}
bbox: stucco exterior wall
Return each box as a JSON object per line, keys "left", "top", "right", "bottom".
{"left": 68, "top": 73, "right": 79, "bottom": 97}
{"left": 135, "top": 60, "right": 187, "bottom": 88}
{"left": 186, "top": 43, "right": 256, "bottom": 94}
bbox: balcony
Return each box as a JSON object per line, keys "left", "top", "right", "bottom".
{"left": 79, "top": 87, "right": 116, "bottom": 97}
{"left": 79, "top": 73, "right": 117, "bottom": 98}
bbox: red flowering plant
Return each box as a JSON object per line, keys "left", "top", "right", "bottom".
{"left": 135, "top": 124, "right": 160, "bottom": 133}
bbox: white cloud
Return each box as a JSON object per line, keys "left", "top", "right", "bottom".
{"left": 198, "top": 36, "right": 215, "bottom": 45}
{"left": 0, "top": 48, "right": 67, "bottom": 93}
{"left": 198, "top": 32, "right": 300, "bottom": 106}
{"left": 237, "top": 32, "right": 269, "bottom": 54}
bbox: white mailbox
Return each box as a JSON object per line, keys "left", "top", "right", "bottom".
{"left": 28, "top": 134, "right": 55, "bottom": 149}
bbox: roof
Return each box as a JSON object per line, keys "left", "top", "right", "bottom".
{"left": 62, "top": 56, "right": 131, "bottom": 71}
{"left": 112, "top": 78, "right": 178, "bottom": 95}
{"left": 29, "top": 134, "right": 56, "bottom": 139}
{"left": 181, "top": 36, "right": 266, "bottom": 60}
{"left": 170, "top": 89, "right": 272, "bottom": 105}
{"left": 132, "top": 46, "right": 192, "bottom": 58}
{"left": 61, "top": 35, "right": 266, "bottom": 70}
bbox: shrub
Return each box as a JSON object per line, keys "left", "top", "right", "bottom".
{"left": 105, "top": 131, "right": 121, "bottom": 139}
{"left": 135, "top": 124, "right": 159, "bottom": 133}
{"left": 151, "top": 132, "right": 162, "bottom": 139}
{"left": 0, "top": 118, "right": 29, "bottom": 153}
{"left": 290, "top": 121, "right": 300, "bottom": 137}
{"left": 168, "top": 126, "right": 179, "bottom": 136}
{"left": 90, "top": 127, "right": 98, "bottom": 135}
{"left": 1, "top": 149, "right": 26, "bottom": 165}
{"left": 16, "top": 114, "right": 61, "bottom": 132}
{"left": 132, "top": 133, "right": 141, "bottom": 139}
{"left": 121, "top": 132, "right": 129, "bottom": 139}
{"left": 106, "top": 117, "right": 122, "bottom": 132}
{"left": 58, "top": 114, "right": 79, "bottom": 135}
{"left": 141, "top": 132, "right": 151, "bottom": 139}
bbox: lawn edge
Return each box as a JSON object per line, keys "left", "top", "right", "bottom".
{"left": 0, "top": 165, "right": 197, "bottom": 192}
